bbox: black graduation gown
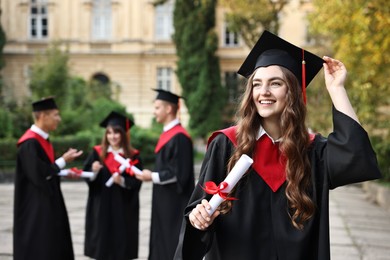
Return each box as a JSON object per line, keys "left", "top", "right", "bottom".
{"left": 14, "top": 138, "right": 74, "bottom": 260}
{"left": 83, "top": 149, "right": 143, "bottom": 260}
{"left": 175, "top": 109, "right": 382, "bottom": 260}
{"left": 149, "top": 132, "right": 195, "bottom": 260}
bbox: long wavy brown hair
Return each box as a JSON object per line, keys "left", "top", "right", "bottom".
{"left": 221, "top": 66, "right": 315, "bottom": 229}
{"left": 99, "top": 125, "right": 137, "bottom": 162}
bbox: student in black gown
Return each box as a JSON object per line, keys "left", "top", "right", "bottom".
{"left": 14, "top": 97, "right": 83, "bottom": 260}
{"left": 136, "top": 89, "right": 195, "bottom": 260}
{"left": 83, "top": 111, "right": 143, "bottom": 260}
{"left": 174, "top": 31, "right": 382, "bottom": 260}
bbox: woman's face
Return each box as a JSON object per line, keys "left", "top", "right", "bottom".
{"left": 106, "top": 127, "right": 122, "bottom": 149}
{"left": 252, "top": 65, "right": 288, "bottom": 121}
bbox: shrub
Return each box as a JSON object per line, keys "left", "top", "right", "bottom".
{"left": 371, "top": 136, "right": 390, "bottom": 182}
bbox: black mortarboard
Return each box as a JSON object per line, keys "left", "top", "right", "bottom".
{"left": 99, "top": 111, "right": 134, "bottom": 132}
{"left": 153, "top": 89, "right": 182, "bottom": 105}
{"left": 237, "top": 30, "right": 324, "bottom": 102}
{"left": 32, "top": 97, "right": 58, "bottom": 111}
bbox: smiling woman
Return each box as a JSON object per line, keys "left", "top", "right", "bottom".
{"left": 252, "top": 66, "right": 288, "bottom": 133}
{"left": 174, "top": 30, "right": 381, "bottom": 260}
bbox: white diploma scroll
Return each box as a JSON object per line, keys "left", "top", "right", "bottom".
{"left": 105, "top": 172, "right": 120, "bottom": 187}
{"left": 59, "top": 169, "right": 94, "bottom": 179}
{"left": 113, "top": 154, "right": 143, "bottom": 175}
{"left": 206, "top": 154, "right": 253, "bottom": 215}
{"left": 105, "top": 154, "right": 143, "bottom": 187}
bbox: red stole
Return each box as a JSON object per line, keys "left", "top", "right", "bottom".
{"left": 94, "top": 146, "right": 139, "bottom": 176}
{"left": 94, "top": 146, "right": 123, "bottom": 174}
{"left": 208, "top": 126, "right": 315, "bottom": 192}
{"left": 17, "top": 129, "right": 55, "bottom": 163}
{"left": 253, "top": 135, "right": 286, "bottom": 192}
{"left": 154, "top": 124, "right": 191, "bottom": 153}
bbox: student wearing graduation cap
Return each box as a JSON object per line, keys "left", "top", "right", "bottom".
{"left": 82, "top": 111, "right": 143, "bottom": 260}
{"left": 174, "top": 30, "right": 381, "bottom": 260}
{"left": 14, "top": 97, "right": 83, "bottom": 260}
{"left": 135, "top": 89, "right": 195, "bottom": 260}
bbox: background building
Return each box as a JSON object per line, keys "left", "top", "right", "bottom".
{"left": 1, "top": 0, "right": 312, "bottom": 127}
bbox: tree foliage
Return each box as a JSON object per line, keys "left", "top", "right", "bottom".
{"left": 173, "top": 0, "right": 225, "bottom": 138}
{"left": 308, "top": 0, "right": 390, "bottom": 133}
{"left": 29, "top": 43, "right": 71, "bottom": 108}
{"left": 220, "top": 0, "right": 290, "bottom": 47}
{"left": 0, "top": 21, "right": 6, "bottom": 70}
{"left": 0, "top": 19, "right": 7, "bottom": 102}
{"left": 26, "top": 43, "right": 124, "bottom": 136}
{"left": 308, "top": 0, "right": 390, "bottom": 179}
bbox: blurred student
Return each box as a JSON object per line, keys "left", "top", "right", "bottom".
{"left": 83, "top": 111, "right": 142, "bottom": 260}
{"left": 14, "top": 97, "right": 83, "bottom": 260}
{"left": 136, "top": 89, "right": 195, "bottom": 260}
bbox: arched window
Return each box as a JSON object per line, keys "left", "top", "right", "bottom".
{"left": 92, "top": 73, "right": 110, "bottom": 85}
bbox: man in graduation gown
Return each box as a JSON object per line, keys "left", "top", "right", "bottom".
{"left": 136, "top": 89, "right": 195, "bottom": 260}
{"left": 13, "top": 97, "right": 83, "bottom": 260}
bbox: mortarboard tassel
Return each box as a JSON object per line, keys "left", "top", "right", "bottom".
{"left": 302, "top": 49, "right": 307, "bottom": 104}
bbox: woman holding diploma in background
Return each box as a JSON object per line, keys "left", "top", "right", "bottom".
{"left": 83, "top": 111, "right": 143, "bottom": 260}
{"left": 174, "top": 30, "right": 381, "bottom": 260}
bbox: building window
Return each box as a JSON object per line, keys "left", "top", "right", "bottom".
{"left": 92, "top": 73, "right": 110, "bottom": 85}
{"left": 224, "top": 71, "right": 240, "bottom": 102}
{"left": 154, "top": 0, "right": 174, "bottom": 41}
{"left": 157, "top": 67, "right": 172, "bottom": 91}
{"left": 92, "top": 0, "right": 112, "bottom": 40}
{"left": 30, "top": 0, "right": 48, "bottom": 39}
{"left": 224, "top": 23, "right": 239, "bottom": 47}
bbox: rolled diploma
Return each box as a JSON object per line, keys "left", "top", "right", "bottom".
{"left": 206, "top": 154, "right": 253, "bottom": 215}
{"left": 59, "top": 169, "right": 94, "bottom": 178}
{"left": 113, "top": 154, "right": 143, "bottom": 175}
{"left": 105, "top": 165, "right": 126, "bottom": 187}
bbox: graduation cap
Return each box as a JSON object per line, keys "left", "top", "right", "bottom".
{"left": 237, "top": 30, "right": 324, "bottom": 103}
{"left": 32, "top": 97, "right": 58, "bottom": 111}
{"left": 99, "top": 111, "right": 134, "bottom": 132}
{"left": 152, "top": 88, "right": 182, "bottom": 105}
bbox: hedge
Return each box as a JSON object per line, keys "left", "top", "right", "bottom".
{"left": 0, "top": 127, "right": 160, "bottom": 176}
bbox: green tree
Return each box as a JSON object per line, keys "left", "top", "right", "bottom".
{"left": 0, "top": 14, "right": 7, "bottom": 106}
{"left": 173, "top": 0, "right": 225, "bottom": 138}
{"left": 308, "top": 0, "right": 390, "bottom": 179}
{"left": 27, "top": 43, "right": 121, "bottom": 136}
{"left": 0, "top": 18, "right": 10, "bottom": 138}
{"left": 29, "top": 43, "right": 70, "bottom": 108}
{"left": 0, "top": 19, "right": 6, "bottom": 71}
{"left": 220, "top": 0, "right": 290, "bottom": 47}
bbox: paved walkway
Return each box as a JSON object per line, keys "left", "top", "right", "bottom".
{"left": 1, "top": 180, "right": 390, "bottom": 260}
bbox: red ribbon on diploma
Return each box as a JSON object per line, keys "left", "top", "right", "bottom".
{"left": 69, "top": 167, "right": 83, "bottom": 176}
{"left": 201, "top": 181, "right": 237, "bottom": 201}
{"left": 124, "top": 159, "right": 139, "bottom": 176}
